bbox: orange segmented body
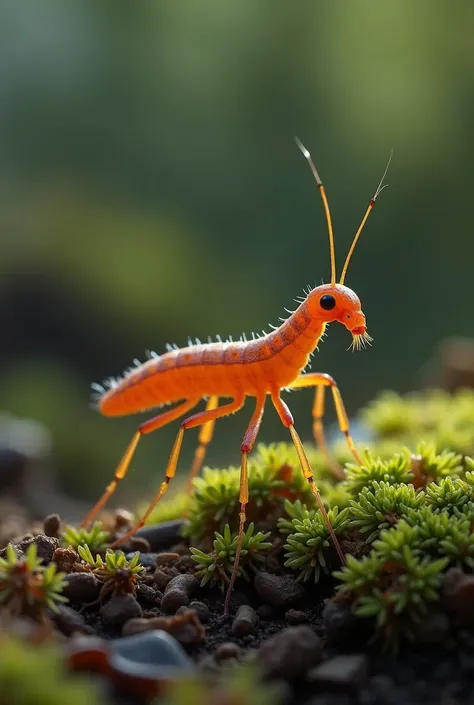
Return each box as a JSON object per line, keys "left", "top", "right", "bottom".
{"left": 100, "top": 302, "right": 317, "bottom": 415}
{"left": 85, "top": 139, "right": 392, "bottom": 616}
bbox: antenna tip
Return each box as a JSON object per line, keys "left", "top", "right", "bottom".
{"left": 294, "top": 136, "right": 310, "bottom": 159}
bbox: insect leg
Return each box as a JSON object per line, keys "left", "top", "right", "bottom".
{"left": 81, "top": 398, "right": 199, "bottom": 528}
{"left": 271, "top": 391, "right": 345, "bottom": 565}
{"left": 289, "top": 372, "right": 362, "bottom": 475}
{"left": 111, "top": 396, "right": 246, "bottom": 547}
{"left": 186, "top": 395, "right": 219, "bottom": 495}
{"left": 223, "top": 395, "right": 266, "bottom": 616}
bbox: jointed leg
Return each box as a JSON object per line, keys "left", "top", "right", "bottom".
{"left": 112, "top": 396, "right": 246, "bottom": 547}
{"left": 186, "top": 395, "right": 219, "bottom": 495}
{"left": 272, "top": 392, "right": 345, "bottom": 565}
{"left": 289, "top": 372, "right": 362, "bottom": 478}
{"left": 224, "top": 395, "right": 266, "bottom": 616}
{"left": 81, "top": 398, "right": 199, "bottom": 528}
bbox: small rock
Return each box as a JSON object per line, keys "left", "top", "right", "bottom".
{"left": 128, "top": 536, "right": 151, "bottom": 553}
{"left": 254, "top": 572, "right": 305, "bottom": 607}
{"left": 43, "top": 514, "right": 61, "bottom": 537}
{"left": 136, "top": 583, "right": 159, "bottom": 606}
{"left": 122, "top": 610, "right": 204, "bottom": 646}
{"left": 114, "top": 508, "right": 135, "bottom": 529}
{"left": 62, "top": 572, "right": 101, "bottom": 603}
{"left": 258, "top": 625, "right": 322, "bottom": 680}
{"left": 52, "top": 605, "right": 94, "bottom": 636}
{"left": 154, "top": 568, "right": 174, "bottom": 590}
{"left": 232, "top": 605, "right": 258, "bottom": 637}
{"left": 175, "top": 555, "right": 195, "bottom": 572}
{"left": 189, "top": 601, "right": 210, "bottom": 624}
{"left": 135, "top": 520, "right": 184, "bottom": 551}
{"left": 307, "top": 654, "right": 368, "bottom": 689}
{"left": 100, "top": 594, "right": 143, "bottom": 627}
{"left": 108, "top": 630, "right": 195, "bottom": 691}
{"left": 214, "top": 642, "right": 241, "bottom": 661}
{"left": 20, "top": 534, "right": 59, "bottom": 563}
{"left": 126, "top": 553, "right": 160, "bottom": 570}
{"left": 52, "top": 547, "right": 78, "bottom": 573}
{"left": 161, "top": 574, "right": 198, "bottom": 613}
{"left": 155, "top": 552, "right": 180, "bottom": 567}
{"left": 285, "top": 609, "right": 307, "bottom": 625}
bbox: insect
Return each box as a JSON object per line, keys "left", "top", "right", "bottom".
{"left": 82, "top": 140, "right": 391, "bottom": 615}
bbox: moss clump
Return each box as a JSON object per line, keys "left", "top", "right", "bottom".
{"left": 190, "top": 523, "right": 272, "bottom": 590}
{"left": 344, "top": 449, "right": 413, "bottom": 496}
{"left": 0, "top": 544, "right": 67, "bottom": 619}
{"left": 348, "top": 481, "right": 425, "bottom": 542}
{"left": 78, "top": 546, "right": 144, "bottom": 600}
{"left": 334, "top": 547, "right": 448, "bottom": 650}
{"left": 362, "top": 388, "right": 474, "bottom": 457}
{"left": 61, "top": 522, "right": 110, "bottom": 553}
{"left": 0, "top": 632, "right": 100, "bottom": 705}
{"left": 282, "top": 505, "right": 350, "bottom": 582}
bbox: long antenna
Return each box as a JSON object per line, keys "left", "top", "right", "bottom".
{"left": 295, "top": 137, "right": 337, "bottom": 286}
{"left": 339, "top": 150, "right": 393, "bottom": 285}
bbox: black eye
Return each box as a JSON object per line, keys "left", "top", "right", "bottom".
{"left": 320, "top": 295, "right": 336, "bottom": 311}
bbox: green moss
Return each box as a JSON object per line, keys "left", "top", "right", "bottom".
{"left": 344, "top": 449, "right": 412, "bottom": 497}
{"left": 348, "top": 481, "right": 425, "bottom": 542}
{"left": 78, "top": 546, "right": 144, "bottom": 598}
{"left": 190, "top": 523, "right": 272, "bottom": 590}
{"left": 0, "top": 632, "right": 100, "bottom": 705}
{"left": 0, "top": 544, "right": 67, "bottom": 618}
{"left": 334, "top": 547, "right": 448, "bottom": 650}
{"left": 61, "top": 522, "right": 110, "bottom": 553}
{"left": 282, "top": 506, "right": 350, "bottom": 582}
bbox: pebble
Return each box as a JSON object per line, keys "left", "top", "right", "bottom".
{"left": 20, "top": 534, "right": 59, "bottom": 563}
{"left": 52, "top": 547, "right": 78, "bottom": 572}
{"left": 155, "top": 552, "right": 181, "bottom": 567}
{"left": 214, "top": 642, "right": 241, "bottom": 661}
{"left": 254, "top": 572, "right": 305, "bottom": 607}
{"left": 136, "top": 583, "right": 159, "bottom": 606}
{"left": 258, "top": 625, "right": 323, "bottom": 680}
{"left": 100, "top": 594, "right": 143, "bottom": 627}
{"left": 307, "top": 654, "right": 368, "bottom": 689}
{"left": 69, "top": 630, "right": 195, "bottom": 698}
{"left": 43, "top": 513, "right": 61, "bottom": 537}
{"left": 232, "top": 605, "right": 258, "bottom": 637}
{"left": 51, "top": 605, "right": 94, "bottom": 636}
{"left": 62, "top": 572, "right": 101, "bottom": 603}
{"left": 188, "top": 600, "right": 210, "bottom": 623}
{"left": 161, "top": 574, "right": 198, "bottom": 613}
{"left": 122, "top": 610, "right": 204, "bottom": 645}
{"left": 154, "top": 568, "right": 175, "bottom": 590}
{"left": 285, "top": 608, "right": 307, "bottom": 625}
{"left": 125, "top": 553, "right": 160, "bottom": 570}
{"left": 114, "top": 508, "right": 135, "bottom": 529}
{"left": 135, "top": 521, "right": 184, "bottom": 551}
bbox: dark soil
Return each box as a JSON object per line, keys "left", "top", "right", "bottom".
{"left": 3, "top": 520, "right": 474, "bottom": 705}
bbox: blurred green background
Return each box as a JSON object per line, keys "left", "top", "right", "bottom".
{"left": 1, "top": 0, "right": 473, "bottom": 508}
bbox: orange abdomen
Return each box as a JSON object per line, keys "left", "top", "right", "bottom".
{"left": 98, "top": 303, "right": 324, "bottom": 417}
